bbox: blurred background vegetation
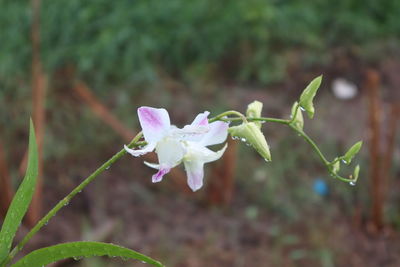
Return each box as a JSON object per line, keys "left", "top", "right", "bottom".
{"left": 1, "top": 0, "right": 400, "bottom": 266}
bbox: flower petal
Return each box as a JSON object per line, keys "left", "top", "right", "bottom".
{"left": 156, "top": 137, "right": 186, "bottom": 168}
{"left": 143, "top": 161, "right": 159, "bottom": 169}
{"left": 124, "top": 142, "right": 156, "bottom": 157}
{"left": 152, "top": 166, "right": 171, "bottom": 183}
{"left": 183, "top": 160, "right": 204, "bottom": 192}
{"left": 143, "top": 162, "right": 171, "bottom": 183}
{"left": 199, "top": 121, "right": 229, "bottom": 146}
{"left": 182, "top": 143, "right": 227, "bottom": 191}
{"left": 171, "top": 125, "right": 209, "bottom": 139}
{"left": 202, "top": 143, "right": 227, "bottom": 163}
{"left": 138, "top": 106, "right": 170, "bottom": 143}
{"left": 191, "top": 111, "right": 210, "bottom": 126}
{"left": 184, "top": 142, "right": 227, "bottom": 163}
{"left": 170, "top": 111, "right": 210, "bottom": 142}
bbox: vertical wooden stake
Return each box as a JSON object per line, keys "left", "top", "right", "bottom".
{"left": 0, "top": 140, "right": 14, "bottom": 217}
{"left": 27, "top": 0, "right": 46, "bottom": 225}
{"left": 366, "top": 69, "right": 383, "bottom": 231}
{"left": 207, "top": 138, "right": 237, "bottom": 205}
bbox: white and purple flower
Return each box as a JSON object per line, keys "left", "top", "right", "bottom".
{"left": 124, "top": 106, "right": 229, "bottom": 191}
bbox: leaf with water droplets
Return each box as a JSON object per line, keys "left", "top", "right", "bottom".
{"left": 10, "top": 242, "right": 164, "bottom": 267}
{"left": 0, "top": 119, "right": 38, "bottom": 262}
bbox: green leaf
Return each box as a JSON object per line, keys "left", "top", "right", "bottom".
{"left": 0, "top": 119, "right": 38, "bottom": 261}
{"left": 299, "top": 75, "right": 322, "bottom": 118}
{"left": 342, "top": 141, "right": 363, "bottom": 165}
{"left": 10, "top": 242, "right": 165, "bottom": 267}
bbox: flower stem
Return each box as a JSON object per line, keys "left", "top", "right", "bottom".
{"left": 208, "top": 110, "right": 248, "bottom": 123}
{"left": 211, "top": 109, "right": 355, "bottom": 183}
{"left": 2, "top": 132, "right": 143, "bottom": 266}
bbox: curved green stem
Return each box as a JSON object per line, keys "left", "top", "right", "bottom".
{"left": 211, "top": 108, "right": 356, "bottom": 184}
{"left": 208, "top": 110, "right": 248, "bottom": 123}
{"left": 3, "top": 132, "right": 143, "bottom": 266}
{"left": 288, "top": 125, "right": 330, "bottom": 166}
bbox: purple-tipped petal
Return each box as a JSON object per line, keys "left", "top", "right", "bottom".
{"left": 138, "top": 107, "right": 170, "bottom": 143}
{"left": 200, "top": 121, "right": 229, "bottom": 146}
{"left": 184, "top": 161, "right": 204, "bottom": 192}
{"left": 152, "top": 167, "right": 171, "bottom": 183}
{"left": 191, "top": 111, "right": 210, "bottom": 126}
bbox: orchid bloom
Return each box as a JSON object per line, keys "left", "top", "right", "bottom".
{"left": 124, "top": 106, "right": 229, "bottom": 191}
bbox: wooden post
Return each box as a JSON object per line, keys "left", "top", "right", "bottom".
{"left": 26, "top": 0, "right": 47, "bottom": 226}
{"left": 207, "top": 138, "right": 237, "bottom": 205}
{"left": 366, "top": 69, "right": 384, "bottom": 230}
{"left": 73, "top": 81, "right": 135, "bottom": 142}
{"left": 0, "top": 140, "right": 13, "bottom": 217}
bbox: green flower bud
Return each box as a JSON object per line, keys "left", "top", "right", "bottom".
{"left": 353, "top": 164, "right": 360, "bottom": 181}
{"left": 342, "top": 141, "right": 362, "bottom": 165}
{"left": 332, "top": 159, "right": 340, "bottom": 173}
{"left": 246, "top": 101, "right": 263, "bottom": 128}
{"left": 228, "top": 122, "right": 271, "bottom": 161}
{"left": 290, "top": 102, "right": 304, "bottom": 130}
{"left": 299, "top": 75, "right": 322, "bottom": 119}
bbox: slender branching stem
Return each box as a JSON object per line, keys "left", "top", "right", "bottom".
{"left": 3, "top": 132, "right": 143, "bottom": 266}
{"left": 208, "top": 110, "right": 248, "bottom": 123}
{"left": 210, "top": 107, "right": 356, "bottom": 183}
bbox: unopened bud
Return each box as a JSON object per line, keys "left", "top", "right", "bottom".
{"left": 228, "top": 122, "right": 271, "bottom": 161}
{"left": 246, "top": 101, "right": 263, "bottom": 128}
{"left": 342, "top": 141, "right": 362, "bottom": 165}
{"left": 299, "top": 75, "right": 322, "bottom": 119}
{"left": 290, "top": 102, "right": 304, "bottom": 130}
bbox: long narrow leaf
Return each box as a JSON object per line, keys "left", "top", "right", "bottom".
{"left": 0, "top": 120, "right": 38, "bottom": 261}
{"left": 10, "top": 241, "right": 165, "bottom": 267}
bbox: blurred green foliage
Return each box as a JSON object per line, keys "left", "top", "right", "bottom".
{"left": 1, "top": 0, "right": 400, "bottom": 92}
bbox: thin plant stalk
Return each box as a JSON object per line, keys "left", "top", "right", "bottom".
{"left": 2, "top": 133, "right": 143, "bottom": 266}
{"left": 210, "top": 111, "right": 355, "bottom": 183}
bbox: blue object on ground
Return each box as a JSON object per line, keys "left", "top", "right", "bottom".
{"left": 313, "top": 178, "right": 328, "bottom": 196}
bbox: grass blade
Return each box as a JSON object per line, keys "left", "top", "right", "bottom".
{"left": 10, "top": 242, "right": 165, "bottom": 267}
{"left": 0, "top": 120, "right": 38, "bottom": 261}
